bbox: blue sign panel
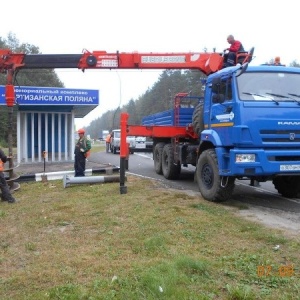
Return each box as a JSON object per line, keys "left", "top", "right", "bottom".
{"left": 0, "top": 86, "right": 99, "bottom": 105}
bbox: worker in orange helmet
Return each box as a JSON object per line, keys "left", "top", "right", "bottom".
{"left": 105, "top": 132, "right": 112, "bottom": 153}
{"left": 74, "top": 128, "right": 92, "bottom": 177}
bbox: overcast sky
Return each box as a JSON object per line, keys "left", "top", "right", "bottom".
{"left": 1, "top": 0, "right": 299, "bottom": 128}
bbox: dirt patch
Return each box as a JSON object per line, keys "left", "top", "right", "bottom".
{"left": 171, "top": 187, "right": 300, "bottom": 240}
{"left": 236, "top": 206, "right": 300, "bottom": 239}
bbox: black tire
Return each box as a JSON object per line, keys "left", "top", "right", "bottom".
{"left": 161, "top": 144, "right": 181, "bottom": 180}
{"left": 113, "top": 146, "right": 117, "bottom": 154}
{"left": 192, "top": 103, "right": 204, "bottom": 135}
{"left": 130, "top": 150, "right": 134, "bottom": 154}
{"left": 153, "top": 142, "right": 165, "bottom": 174}
{"left": 196, "top": 149, "right": 235, "bottom": 202}
{"left": 273, "top": 176, "right": 300, "bottom": 198}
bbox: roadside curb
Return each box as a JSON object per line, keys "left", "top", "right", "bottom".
{"left": 16, "top": 166, "right": 120, "bottom": 182}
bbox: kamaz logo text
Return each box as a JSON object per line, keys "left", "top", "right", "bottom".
{"left": 278, "top": 122, "right": 300, "bottom": 125}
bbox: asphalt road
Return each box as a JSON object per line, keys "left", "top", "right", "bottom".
{"left": 90, "top": 150, "right": 300, "bottom": 214}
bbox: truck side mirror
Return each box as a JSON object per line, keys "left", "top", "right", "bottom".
{"left": 212, "top": 94, "right": 225, "bottom": 104}
{"left": 235, "top": 62, "right": 248, "bottom": 77}
{"left": 211, "top": 77, "right": 221, "bottom": 94}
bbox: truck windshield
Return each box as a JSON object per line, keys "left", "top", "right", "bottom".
{"left": 237, "top": 72, "right": 300, "bottom": 102}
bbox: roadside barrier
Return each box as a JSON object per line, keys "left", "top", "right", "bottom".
{"left": 15, "top": 166, "right": 120, "bottom": 182}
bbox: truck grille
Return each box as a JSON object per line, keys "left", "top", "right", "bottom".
{"left": 260, "top": 130, "right": 300, "bottom": 143}
{"left": 268, "top": 156, "right": 300, "bottom": 161}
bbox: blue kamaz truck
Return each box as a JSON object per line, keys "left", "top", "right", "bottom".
{"left": 139, "top": 63, "right": 300, "bottom": 201}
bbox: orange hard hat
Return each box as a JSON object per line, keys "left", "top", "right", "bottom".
{"left": 77, "top": 128, "right": 85, "bottom": 134}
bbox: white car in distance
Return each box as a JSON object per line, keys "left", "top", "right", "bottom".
{"left": 135, "top": 136, "right": 147, "bottom": 149}
{"left": 110, "top": 129, "right": 136, "bottom": 154}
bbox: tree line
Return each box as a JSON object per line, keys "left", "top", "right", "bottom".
{"left": 86, "top": 69, "right": 206, "bottom": 139}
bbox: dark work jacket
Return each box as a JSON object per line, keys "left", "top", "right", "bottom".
{"left": 74, "top": 137, "right": 91, "bottom": 156}
{"left": 0, "top": 149, "right": 8, "bottom": 163}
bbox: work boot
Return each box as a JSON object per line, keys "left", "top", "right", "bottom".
{"left": 8, "top": 197, "right": 17, "bottom": 203}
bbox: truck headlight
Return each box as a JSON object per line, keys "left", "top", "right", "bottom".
{"left": 235, "top": 154, "right": 255, "bottom": 163}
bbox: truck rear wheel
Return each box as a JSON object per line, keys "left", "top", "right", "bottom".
{"left": 273, "top": 176, "right": 300, "bottom": 198}
{"left": 154, "top": 142, "right": 165, "bottom": 174}
{"left": 162, "top": 144, "right": 181, "bottom": 179}
{"left": 196, "top": 149, "right": 235, "bottom": 202}
{"left": 192, "top": 103, "right": 204, "bottom": 135}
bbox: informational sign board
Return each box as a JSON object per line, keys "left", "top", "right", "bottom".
{"left": 0, "top": 86, "right": 99, "bottom": 106}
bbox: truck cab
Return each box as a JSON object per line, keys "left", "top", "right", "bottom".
{"left": 196, "top": 63, "right": 300, "bottom": 200}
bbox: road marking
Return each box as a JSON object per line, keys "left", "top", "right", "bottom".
{"left": 134, "top": 153, "right": 152, "bottom": 159}
{"left": 126, "top": 171, "right": 164, "bottom": 182}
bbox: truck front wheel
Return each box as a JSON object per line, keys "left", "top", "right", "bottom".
{"left": 273, "top": 176, "right": 300, "bottom": 198}
{"left": 162, "top": 144, "right": 181, "bottom": 179}
{"left": 153, "top": 142, "right": 165, "bottom": 174}
{"left": 196, "top": 149, "right": 235, "bottom": 202}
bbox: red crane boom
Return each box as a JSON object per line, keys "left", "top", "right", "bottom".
{"left": 0, "top": 49, "right": 224, "bottom": 75}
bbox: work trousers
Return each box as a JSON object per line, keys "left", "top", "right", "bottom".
{"left": 224, "top": 52, "right": 236, "bottom": 67}
{"left": 74, "top": 153, "right": 86, "bottom": 177}
{"left": 0, "top": 172, "right": 15, "bottom": 202}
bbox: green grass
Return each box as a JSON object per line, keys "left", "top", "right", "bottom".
{"left": 0, "top": 176, "right": 299, "bottom": 299}
{"left": 90, "top": 141, "right": 106, "bottom": 153}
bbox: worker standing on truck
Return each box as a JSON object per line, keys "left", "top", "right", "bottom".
{"left": 0, "top": 148, "right": 16, "bottom": 203}
{"left": 274, "top": 56, "right": 284, "bottom": 66}
{"left": 74, "top": 128, "right": 92, "bottom": 177}
{"left": 105, "top": 132, "right": 112, "bottom": 153}
{"left": 223, "top": 34, "right": 245, "bottom": 67}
